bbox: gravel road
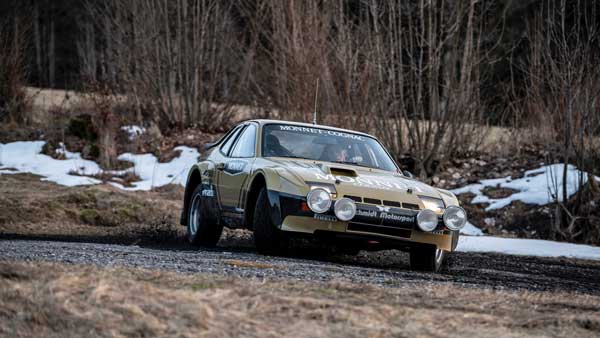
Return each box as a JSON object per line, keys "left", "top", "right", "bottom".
{"left": 1, "top": 236, "right": 599, "bottom": 296}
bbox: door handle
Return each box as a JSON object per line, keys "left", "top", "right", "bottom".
{"left": 216, "top": 162, "right": 225, "bottom": 171}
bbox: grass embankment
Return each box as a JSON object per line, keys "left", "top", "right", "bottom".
{"left": 0, "top": 173, "right": 185, "bottom": 245}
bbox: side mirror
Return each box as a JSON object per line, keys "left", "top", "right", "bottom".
{"left": 204, "top": 142, "right": 215, "bottom": 150}
{"left": 403, "top": 170, "right": 414, "bottom": 178}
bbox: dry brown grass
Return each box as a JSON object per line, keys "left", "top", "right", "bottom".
{"left": 0, "top": 173, "right": 185, "bottom": 243}
{"left": 0, "top": 260, "right": 599, "bottom": 338}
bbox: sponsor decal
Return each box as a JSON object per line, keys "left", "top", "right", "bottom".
{"left": 224, "top": 160, "right": 247, "bottom": 174}
{"left": 278, "top": 125, "right": 364, "bottom": 141}
{"left": 314, "top": 214, "right": 338, "bottom": 222}
{"left": 356, "top": 209, "right": 377, "bottom": 218}
{"left": 356, "top": 208, "right": 415, "bottom": 223}
{"left": 314, "top": 173, "right": 430, "bottom": 193}
{"left": 379, "top": 213, "right": 415, "bottom": 223}
{"left": 201, "top": 189, "right": 215, "bottom": 197}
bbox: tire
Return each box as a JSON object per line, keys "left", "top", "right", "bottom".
{"left": 187, "top": 185, "right": 223, "bottom": 247}
{"left": 253, "top": 187, "right": 288, "bottom": 256}
{"left": 409, "top": 245, "right": 446, "bottom": 273}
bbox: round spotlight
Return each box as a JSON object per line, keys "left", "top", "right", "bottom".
{"left": 416, "top": 209, "right": 438, "bottom": 232}
{"left": 443, "top": 206, "right": 467, "bottom": 230}
{"left": 306, "top": 188, "right": 332, "bottom": 214}
{"left": 334, "top": 198, "right": 356, "bottom": 221}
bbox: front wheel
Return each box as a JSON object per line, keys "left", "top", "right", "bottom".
{"left": 410, "top": 245, "right": 446, "bottom": 273}
{"left": 187, "top": 185, "right": 223, "bottom": 247}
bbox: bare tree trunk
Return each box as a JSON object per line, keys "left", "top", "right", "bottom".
{"left": 48, "top": 9, "right": 55, "bottom": 88}
{"left": 33, "top": 2, "right": 42, "bottom": 87}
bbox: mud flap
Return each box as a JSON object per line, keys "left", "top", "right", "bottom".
{"left": 266, "top": 190, "right": 283, "bottom": 228}
{"left": 451, "top": 231, "right": 460, "bottom": 251}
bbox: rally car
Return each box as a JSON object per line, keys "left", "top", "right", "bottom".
{"left": 181, "top": 120, "right": 467, "bottom": 272}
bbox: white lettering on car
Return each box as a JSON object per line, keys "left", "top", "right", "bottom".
{"left": 315, "top": 173, "right": 336, "bottom": 181}
{"left": 336, "top": 176, "right": 355, "bottom": 183}
{"left": 314, "top": 214, "right": 338, "bottom": 222}
{"left": 356, "top": 209, "right": 377, "bottom": 218}
{"left": 314, "top": 173, "right": 429, "bottom": 193}
{"left": 278, "top": 125, "right": 363, "bottom": 141}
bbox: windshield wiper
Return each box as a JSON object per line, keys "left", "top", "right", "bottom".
{"left": 268, "top": 154, "right": 310, "bottom": 160}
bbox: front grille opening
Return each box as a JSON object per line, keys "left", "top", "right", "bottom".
{"left": 348, "top": 222, "right": 411, "bottom": 238}
{"left": 382, "top": 200, "right": 401, "bottom": 207}
{"left": 402, "top": 203, "right": 420, "bottom": 210}
{"left": 363, "top": 198, "right": 382, "bottom": 205}
{"left": 344, "top": 195, "right": 362, "bottom": 202}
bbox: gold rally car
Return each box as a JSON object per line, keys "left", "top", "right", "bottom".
{"left": 181, "top": 120, "right": 467, "bottom": 272}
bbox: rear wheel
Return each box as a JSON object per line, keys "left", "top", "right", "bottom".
{"left": 410, "top": 245, "right": 446, "bottom": 272}
{"left": 187, "top": 185, "right": 223, "bottom": 247}
{"left": 253, "top": 187, "right": 288, "bottom": 256}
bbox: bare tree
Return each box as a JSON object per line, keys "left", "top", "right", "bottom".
{"left": 251, "top": 0, "right": 490, "bottom": 177}
{"left": 79, "top": 0, "right": 240, "bottom": 131}
{"left": 0, "top": 15, "right": 29, "bottom": 123}
{"left": 518, "top": 0, "right": 600, "bottom": 243}
{"left": 365, "top": 0, "right": 490, "bottom": 177}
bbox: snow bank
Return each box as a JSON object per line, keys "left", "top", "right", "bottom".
{"left": 460, "top": 221, "right": 484, "bottom": 236}
{"left": 0, "top": 141, "right": 102, "bottom": 186}
{"left": 452, "top": 164, "right": 598, "bottom": 211}
{"left": 110, "top": 146, "right": 200, "bottom": 191}
{"left": 0, "top": 141, "right": 199, "bottom": 191}
{"left": 457, "top": 236, "right": 600, "bottom": 261}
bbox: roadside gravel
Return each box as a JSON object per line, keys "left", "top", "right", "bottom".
{"left": 1, "top": 237, "right": 599, "bottom": 296}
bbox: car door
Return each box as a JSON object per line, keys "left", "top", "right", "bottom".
{"left": 216, "top": 123, "right": 257, "bottom": 212}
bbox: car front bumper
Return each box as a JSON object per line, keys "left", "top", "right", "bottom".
{"left": 275, "top": 191, "right": 458, "bottom": 251}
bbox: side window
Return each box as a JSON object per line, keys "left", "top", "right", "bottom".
{"left": 220, "top": 126, "right": 243, "bottom": 156}
{"left": 230, "top": 124, "right": 257, "bottom": 158}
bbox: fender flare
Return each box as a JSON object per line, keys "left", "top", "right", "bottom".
{"left": 181, "top": 164, "right": 220, "bottom": 226}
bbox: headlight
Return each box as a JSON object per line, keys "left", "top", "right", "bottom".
{"left": 419, "top": 196, "right": 445, "bottom": 213}
{"left": 416, "top": 209, "right": 438, "bottom": 232}
{"left": 443, "top": 206, "right": 467, "bottom": 230}
{"left": 334, "top": 198, "right": 356, "bottom": 221}
{"left": 306, "top": 188, "right": 332, "bottom": 214}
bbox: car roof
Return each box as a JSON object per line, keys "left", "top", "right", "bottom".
{"left": 244, "top": 119, "right": 373, "bottom": 138}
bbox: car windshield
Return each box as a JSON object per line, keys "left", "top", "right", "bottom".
{"left": 262, "top": 124, "right": 398, "bottom": 172}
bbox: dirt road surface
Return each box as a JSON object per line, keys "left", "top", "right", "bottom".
{"left": 2, "top": 236, "right": 599, "bottom": 295}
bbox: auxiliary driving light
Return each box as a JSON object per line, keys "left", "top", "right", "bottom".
{"left": 334, "top": 198, "right": 357, "bottom": 221}
{"left": 416, "top": 209, "right": 438, "bottom": 232}
{"left": 306, "top": 188, "right": 332, "bottom": 214}
{"left": 443, "top": 206, "right": 467, "bottom": 230}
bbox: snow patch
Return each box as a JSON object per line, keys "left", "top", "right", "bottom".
{"left": 0, "top": 141, "right": 101, "bottom": 186}
{"left": 457, "top": 236, "right": 600, "bottom": 261}
{"left": 110, "top": 146, "right": 200, "bottom": 191}
{"left": 55, "top": 142, "right": 83, "bottom": 160}
{"left": 121, "top": 125, "right": 146, "bottom": 140}
{"left": 0, "top": 141, "right": 199, "bottom": 191}
{"left": 452, "top": 164, "right": 599, "bottom": 211}
{"left": 460, "top": 221, "right": 484, "bottom": 236}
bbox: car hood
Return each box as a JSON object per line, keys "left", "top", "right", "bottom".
{"left": 264, "top": 157, "right": 451, "bottom": 205}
